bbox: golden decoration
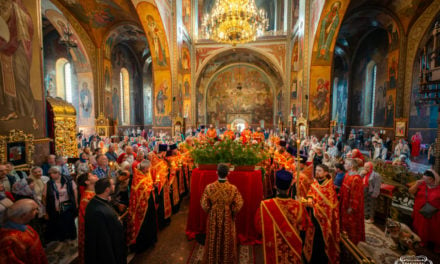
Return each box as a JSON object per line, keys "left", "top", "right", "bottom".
{"left": 95, "top": 112, "right": 111, "bottom": 137}
{"left": 47, "top": 96, "right": 78, "bottom": 158}
{"left": 0, "top": 129, "right": 35, "bottom": 170}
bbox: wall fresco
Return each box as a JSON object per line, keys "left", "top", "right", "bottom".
{"left": 206, "top": 65, "right": 274, "bottom": 126}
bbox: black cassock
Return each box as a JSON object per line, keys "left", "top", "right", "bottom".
{"left": 84, "top": 196, "right": 127, "bottom": 264}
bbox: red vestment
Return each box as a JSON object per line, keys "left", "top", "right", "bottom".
{"left": 150, "top": 155, "right": 172, "bottom": 219}
{"left": 78, "top": 190, "right": 95, "bottom": 264}
{"left": 127, "top": 169, "right": 154, "bottom": 245}
{"left": 411, "top": 135, "right": 422, "bottom": 157}
{"left": 255, "top": 198, "right": 314, "bottom": 264}
{"left": 0, "top": 225, "right": 47, "bottom": 264}
{"left": 307, "top": 179, "right": 340, "bottom": 264}
{"left": 206, "top": 128, "right": 217, "bottom": 140}
{"left": 223, "top": 130, "right": 235, "bottom": 140}
{"left": 339, "top": 172, "right": 365, "bottom": 245}
{"left": 241, "top": 129, "right": 252, "bottom": 144}
{"left": 412, "top": 182, "right": 440, "bottom": 247}
{"left": 252, "top": 131, "right": 264, "bottom": 143}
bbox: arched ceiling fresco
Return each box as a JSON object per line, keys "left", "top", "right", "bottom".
{"left": 104, "top": 24, "right": 149, "bottom": 61}
{"left": 52, "top": 0, "right": 142, "bottom": 45}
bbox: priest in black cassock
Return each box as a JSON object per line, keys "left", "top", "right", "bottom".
{"left": 84, "top": 177, "right": 127, "bottom": 264}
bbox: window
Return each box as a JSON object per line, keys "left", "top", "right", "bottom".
{"left": 55, "top": 58, "right": 72, "bottom": 103}
{"left": 364, "top": 62, "right": 377, "bottom": 125}
{"left": 120, "top": 68, "right": 130, "bottom": 125}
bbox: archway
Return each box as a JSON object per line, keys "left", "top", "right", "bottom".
{"left": 232, "top": 119, "right": 248, "bottom": 132}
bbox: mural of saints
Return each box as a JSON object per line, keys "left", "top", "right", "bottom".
{"left": 146, "top": 15, "right": 167, "bottom": 67}
{"left": 312, "top": 78, "right": 330, "bottom": 121}
{"left": 0, "top": 0, "right": 38, "bottom": 129}
{"left": 112, "top": 87, "right": 120, "bottom": 122}
{"left": 156, "top": 81, "right": 168, "bottom": 114}
{"left": 317, "top": 1, "right": 341, "bottom": 61}
{"left": 80, "top": 82, "right": 92, "bottom": 118}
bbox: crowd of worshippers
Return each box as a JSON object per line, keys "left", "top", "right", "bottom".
{"left": 0, "top": 134, "right": 193, "bottom": 264}
{"left": 0, "top": 124, "right": 439, "bottom": 263}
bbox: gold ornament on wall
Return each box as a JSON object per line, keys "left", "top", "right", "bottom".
{"left": 0, "top": 130, "right": 35, "bottom": 170}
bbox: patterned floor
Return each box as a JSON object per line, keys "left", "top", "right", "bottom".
{"left": 186, "top": 243, "right": 254, "bottom": 264}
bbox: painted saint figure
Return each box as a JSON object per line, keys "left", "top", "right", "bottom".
{"left": 147, "top": 15, "right": 167, "bottom": 67}
{"left": 317, "top": 1, "right": 341, "bottom": 61}
{"left": 156, "top": 81, "right": 168, "bottom": 115}
{"left": 312, "top": 78, "right": 330, "bottom": 121}
{"left": 80, "top": 82, "right": 92, "bottom": 118}
{"left": 0, "top": 0, "right": 38, "bottom": 129}
{"left": 112, "top": 87, "right": 120, "bottom": 123}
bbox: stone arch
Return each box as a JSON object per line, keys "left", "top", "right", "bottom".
{"left": 403, "top": 1, "right": 440, "bottom": 118}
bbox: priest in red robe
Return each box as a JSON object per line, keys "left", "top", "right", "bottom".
{"left": 306, "top": 164, "right": 340, "bottom": 264}
{"left": 340, "top": 158, "right": 365, "bottom": 245}
{"left": 252, "top": 127, "right": 265, "bottom": 143}
{"left": 411, "top": 132, "right": 422, "bottom": 159}
{"left": 127, "top": 161, "right": 157, "bottom": 252}
{"left": 77, "top": 173, "right": 98, "bottom": 264}
{"left": 255, "top": 170, "right": 314, "bottom": 264}
{"left": 240, "top": 125, "right": 252, "bottom": 144}
{"left": 0, "top": 199, "right": 47, "bottom": 264}
{"left": 206, "top": 124, "right": 218, "bottom": 141}
{"left": 223, "top": 124, "right": 235, "bottom": 140}
{"left": 410, "top": 170, "right": 440, "bottom": 252}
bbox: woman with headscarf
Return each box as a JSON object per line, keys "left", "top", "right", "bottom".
{"left": 75, "top": 152, "right": 91, "bottom": 175}
{"left": 12, "top": 178, "right": 34, "bottom": 200}
{"left": 409, "top": 170, "right": 440, "bottom": 253}
{"left": 360, "top": 162, "right": 381, "bottom": 223}
{"left": 350, "top": 149, "right": 365, "bottom": 166}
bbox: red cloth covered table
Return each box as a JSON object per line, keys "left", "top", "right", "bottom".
{"left": 185, "top": 168, "right": 263, "bottom": 245}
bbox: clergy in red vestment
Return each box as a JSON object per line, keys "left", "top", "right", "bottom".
{"left": 409, "top": 170, "right": 440, "bottom": 252}
{"left": 77, "top": 173, "right": 97, "bottom": 264}
{"left": 340, "top": 158, "right": 365, "bottom": 245}
{"left": 0, "top": 199, "right": 47, "bottom": 264}
{"left": 411, "top": 132, "right": 422, "bottom": 158}
{"left": 197, "top": 125, "right": 207, "bottom": 142}
{"left": 240, "top": 125, "right": 252, "bottom": 144}
{"left": 255, "top": 170, "right": 315, "bottom": 264}
{"left": 206, "top": 124, "right": 218, "bottom": 140}
{"left": 201, "top": 164, "right": 243, "bottom": 264}
{"left": 223, "top": 124, "right": 236, "bottom": 140}
{"left": 252, "top": 127, "right": 265, "bottom": 143}
{"left": 127, "top": 162, "right": 157, "bottom": 252}
{"left": 306, "top": 164, "right": 340, "bottom": 264}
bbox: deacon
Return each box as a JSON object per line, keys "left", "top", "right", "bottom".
{"left": 206, "top": 124, "right": 217, "bottom": 140}
{"left": 240, "top": 124, "right": 252, "bottom": 144}
{"left": 340, "top": 158, "right": 365, "bottom": 244}
{"left": 84, "top": 178, "right": 127, "bottom": 264}
{"left": 223, "top": 124, "right": 235, "bottom": 140}
{"left": 255, "top": 170, "right": 314, "bottom": 264}
{"left": 127, "top": 161, "right": 157, "bottom": 252}
{"left": 306, "top": 164, "right": 340, "bottom": 264}
{"left": 0, "top": 199, "right": 47, "bottom": 264}
{"left": 201, "top": 163, "right": 243, "bottom": 264}
{"left": 252, "top": 127, "right": 265, "bottom": 143}
{"left": 77, "top": 173, "right": 98, "bottom": 264}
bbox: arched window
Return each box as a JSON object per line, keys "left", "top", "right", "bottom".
{"left": 364, "top": 62, "right": 377, "bottom": 125}
{"left": 55, "top": 58, "right": 73, "bottom": 103}
{"left": 120, "top": 68, "right": 130, "bottom": 125}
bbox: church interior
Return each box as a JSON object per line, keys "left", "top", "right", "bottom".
{"left": 1, "top": 0, "right": 440, "bottom": 263}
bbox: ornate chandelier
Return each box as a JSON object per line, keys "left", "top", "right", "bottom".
{"left": 202, "top": 0, "right": 268, "bottom": 45}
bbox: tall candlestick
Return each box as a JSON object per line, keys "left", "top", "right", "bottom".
{"left": 296, "top": 138, "right": 301, "bottom": 200}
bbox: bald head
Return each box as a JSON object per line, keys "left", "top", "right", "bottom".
{"left": 7, "top": 199, "right": 39, "bottom": 224}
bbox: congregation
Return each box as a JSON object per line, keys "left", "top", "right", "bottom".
{"left": 0, "top": 125, "right": 439, "bottom": 264}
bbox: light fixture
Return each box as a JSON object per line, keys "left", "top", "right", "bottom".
{"left": 202, "top": 0, "right": 269, "bottom": 45}
{"left": 236, "top": 63, "right": 242, "bottom": 90}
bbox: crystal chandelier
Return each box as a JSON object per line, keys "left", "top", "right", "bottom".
{"left": 202, "top": 0, "right": 268, "bottom": 45}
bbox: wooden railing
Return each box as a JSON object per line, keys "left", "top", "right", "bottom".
{"left": 340, "top": 232, "right": 376, "bottom": 264}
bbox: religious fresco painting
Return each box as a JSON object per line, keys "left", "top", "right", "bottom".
{"left": 0, "top": 0, "right": 45, "bottom": 137}
{"left": 104, "top": 59, "right": 112, "bottom": 92}
{"left": 206, "top": 65, "right": 274, "bottom": 126}
{"left": 182, "top": 0, "right": 191, "bottom": 32}
{"left": 310, "top": 0, "right": 326, "bottom": 43}
{"left": 309, "top": 66, "right": 331, "bottom": 128}
{"left": 154, "top": 70, "right": 172, "bottom": 126}
{"left": 312, "top": 0, "right": 349, "bottom": 66}
{"left": 77, "top": 72, "right": 94, "bottom": 122}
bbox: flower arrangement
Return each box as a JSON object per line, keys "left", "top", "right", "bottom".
{"left": 190, "top": 139, "right": 268, "bottom": 166}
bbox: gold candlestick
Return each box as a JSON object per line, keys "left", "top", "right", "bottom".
{"left": 296, "top": 138, "right": 301, "bottom": 200}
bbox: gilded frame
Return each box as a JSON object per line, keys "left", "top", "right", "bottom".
{"left": 395, "top": 118, "right": 407, "bottom": 138}
{"left": 0, "top": 130, "right": 35, "bottom": 169}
